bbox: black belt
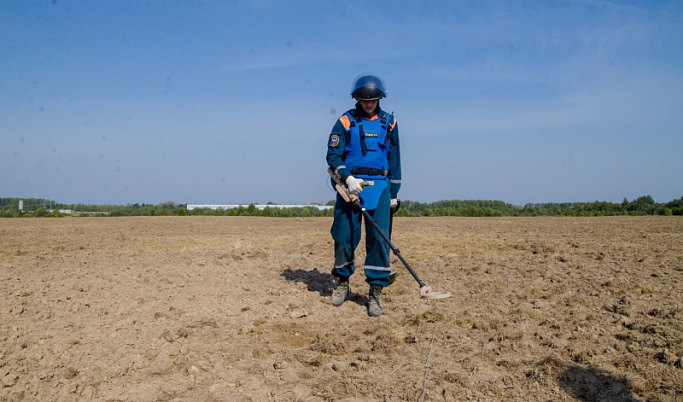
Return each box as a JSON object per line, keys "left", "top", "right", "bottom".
{"left": 350, "top": 167, "right": 387, "bottom": 176}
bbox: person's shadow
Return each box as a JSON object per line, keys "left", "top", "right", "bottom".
{"left": 280, "top": 268, "right": 368, "bottom": 307}
{"left": 558, "top": 365, "right": 641, "bottom": 401}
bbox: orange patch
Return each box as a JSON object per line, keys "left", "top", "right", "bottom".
{"left": 340, "top": 115, "right": 351, "bottom": 129}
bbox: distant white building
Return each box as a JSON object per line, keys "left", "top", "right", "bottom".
{"left": 186, "top": 204, "right": 332, "bottom": 211}
{"left": 46, "top": 209, "right": 73, "bottom": 214}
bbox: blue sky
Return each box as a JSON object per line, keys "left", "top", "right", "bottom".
{"left": 2, "top": 0, "right": 682, "bottom": 206}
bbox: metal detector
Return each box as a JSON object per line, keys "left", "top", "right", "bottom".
{"left": 328, "top": 168, "right": 452, "bottom": 300}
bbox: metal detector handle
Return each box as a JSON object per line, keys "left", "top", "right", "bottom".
{"left": 328, "top": 168, "right": 373, "bottom": 204}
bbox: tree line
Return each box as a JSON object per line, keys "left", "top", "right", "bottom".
{"left": 395, "top": 195, "right": 682, "bottom": 217}
{"left": 1, "top": 195, "right": 682, "bottom": 218}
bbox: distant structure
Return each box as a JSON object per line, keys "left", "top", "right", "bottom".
{"left": 47, "top": 209, "right": 73, "bottom": 214}
{"left": 186, "top": 204, "right": 333, "bottom": 211}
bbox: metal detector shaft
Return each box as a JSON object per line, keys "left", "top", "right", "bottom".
{"left": 360, "top": 203, "right": 451, "bottom": 300}
{"left": 357, "top": 204, "right": 427, "bottom": 288}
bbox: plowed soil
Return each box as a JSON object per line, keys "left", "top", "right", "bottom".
{"left": 1, "top": 216, "right": 682, "bottom": 401}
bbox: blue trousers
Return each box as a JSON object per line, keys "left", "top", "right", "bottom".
{"left": 330, "top": 186, "right": 391, "bottom": 287}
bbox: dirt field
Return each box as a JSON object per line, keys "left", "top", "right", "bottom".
{"left": 1, "top": 216, "right": 681, "bottom": 401}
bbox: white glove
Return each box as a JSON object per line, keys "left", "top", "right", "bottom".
{"left": 345, "top": 175, "right": 364, "bottom": 195}
{"left": 390, "top": 198, "right": 398, "bottom": 208}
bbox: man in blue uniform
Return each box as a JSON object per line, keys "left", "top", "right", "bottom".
{"left": 326, "top": 74, "right": 401, "bottom": 317}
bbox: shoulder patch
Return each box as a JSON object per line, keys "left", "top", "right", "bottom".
{"left": 329, "top": 134, "right": 340, "bottom": 147}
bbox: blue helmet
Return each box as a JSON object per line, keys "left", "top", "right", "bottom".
{"left": 351, "top": 74, "right": 387, "bottom": 100}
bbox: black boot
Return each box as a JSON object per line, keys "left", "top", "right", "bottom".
{"left": 331, "top": 278, "right": 350, "bottom": 307}
{"left": 368, "top": 284, "right": 384, "bottom": 317}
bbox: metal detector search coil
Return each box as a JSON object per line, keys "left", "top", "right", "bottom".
{"left": 420, "top": 286, "right": 452, "bottom": 300}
